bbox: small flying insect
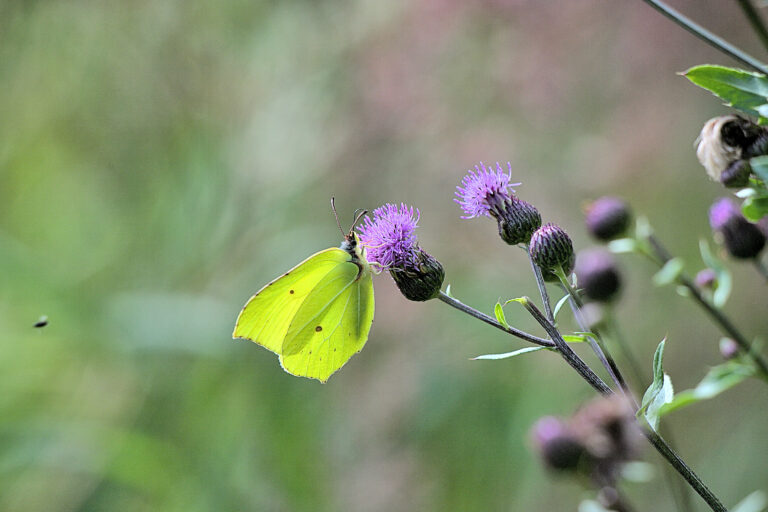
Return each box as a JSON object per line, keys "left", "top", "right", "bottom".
{"left": 34, "top": 315, "right": 48, "bottom": 328}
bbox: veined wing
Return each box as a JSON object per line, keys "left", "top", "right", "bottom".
{"left": 279, "top": 260, "right": 374, "bottom": 383}
{"left": 232, "top": 248, "right": 350, "bottom": 354}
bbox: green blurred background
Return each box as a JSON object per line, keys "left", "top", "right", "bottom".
{"left": 1, "top": 1, "right": 767, "bottom": 510}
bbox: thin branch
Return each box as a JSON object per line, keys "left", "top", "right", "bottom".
{"left": 642, "top": 0, "right": 768, "bottom": 74}
{"left": 736, "top": 0, "right": 768, "bottom": 54}
{"left": 436, "top": 291, "right": 554, "bottom": 348}
{"left": 645, "top": 234, "right": 768, "bottom": 378}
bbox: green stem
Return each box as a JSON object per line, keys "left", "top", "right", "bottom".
{"left": 436, "top": 291, "right": 554, "bottom": 348}
{"left": 754, "top": 257, "right": 768, "bottom": 283}
{"left": 642, "top": 0, "right": 768, "bottom": 74}
{"left": 603, "top": 314, "right": 695, "bottom": 512}
{"left": 645, "top": 234, "right": 768, "bottom": 379}
{"left": 736, "top": 0, "right": 768, "bottom": 54}
{"left": 526, "top": 246, "right": 555, "bottom": 322}
{"left": 554, "top": 267, "right": 633, "bottom": 402}
{"left": 520, "top": 299, "right": 729, "bottom": 512}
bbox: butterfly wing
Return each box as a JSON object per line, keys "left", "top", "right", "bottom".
{"left": 279, "top": 258, "right": 374, "bottom": 383}
{"left": 232, "top": 248, "right": 350, "bottom": 354}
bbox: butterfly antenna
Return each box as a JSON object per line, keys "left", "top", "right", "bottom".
{"left": 350, "top": 208, "right": 368, "bottom": 234}
{"left": 331, "top": 197, "right": 345, "bottom": 238}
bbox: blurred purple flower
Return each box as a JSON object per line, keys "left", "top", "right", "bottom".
{"left": 358, "top": 203, "right": 420, "bottom": 270}
{"left": 708, "top": 197, "right": 741, "bottom": 231}
{"left": 455, "top": 161, "right": 521, "bottom": 219}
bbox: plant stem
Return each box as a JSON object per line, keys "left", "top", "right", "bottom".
{"left": 554, "top": 269, "right": 633, "bottom": 403}
{"left": 645, "top": 430, "right": 728, "bottom": 512}
{"left": 526, "top": 247, "right": 555, "bottom": 322}
{"left": 736, "top": 0, "right": 768, "bottom": 54}
{"left": 754, "top": 257, "right": 768, "bottom": 283}
{"left": 645, "top": 234, "right": 768, "bottom": 378}
{"left": 436, "top": 291, "right": 554, "bottom": 348}
{"left": 641, "top": 0, "right": 768, "bottom": 74}
{"left": 604, "top": 312, "right": 695, "bottom": 512}
{"left": 519, "top": 297, "right": 612, "bottom": 393}
{"left": 522, "top": 298, "right": 728, "bottom": 512}
{"left": 438, "top": 290, "right": 728, "bottom": 511}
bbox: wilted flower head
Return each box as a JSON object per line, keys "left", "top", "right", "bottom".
{"left": 359, "top": 203, "right": 444, "bottom": 301}
{"left": 455, "top": 162, "right": 521, "bottom": 219}
{"left": 708, "top": 197, "right": 766, "bottom": 259}
{"left": 585, "top": 197, "right": 632, "bottom": 241}
{"left": 696, "top": 115, "right": 768, "bottom": 183}
{"left": 530, "top": 395, "right": 642, "bottom": 486}
{"left": 531, "top": 416, "right": 587, "bottom": 473}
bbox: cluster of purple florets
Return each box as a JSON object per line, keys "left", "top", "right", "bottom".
{"left": 358, "top": 203, "right": 421, "bottom": 270}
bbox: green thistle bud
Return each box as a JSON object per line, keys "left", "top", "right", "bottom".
{"left": 390, "top": 248, "right": 445, "bottom": 302}
{"left": 529, "top": 223, "right": 574, "bottom": 272}
{"left": 497, "top": 197, "right": 542, "bottom": 245}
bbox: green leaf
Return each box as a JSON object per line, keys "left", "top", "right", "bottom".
{"left": 750, "top": 155, "right": 768, "bottom": 184}
{"left": 742, "top": 195, "right": 768, "bottom": 222}
{"left": 578, "top": 500, "right": 613, "bottom": 512}
{"left": 652, "top": 257, "right": 684, "bottom": 286}
{"left": 562, "top": 334, "right": 587, "bottom": 343}
{"left": 494, "top": 302, "right": 510, "bottom": 329}
{"left": 699, "top": 239, "right": 732, "bottom": 308}
{"left": 658, "top": 360, "right": 755, "bottom": 416}
{"left": 471, "top": 346, "right": 548, "bottom": 360}
{"left": 553, "top": 293, "right": 571, "bottom": 321}
{"left": 635, "top": 216, "right": 653, "bottom": 239}
{"left": 683, "top": 65, "right": 768, "bottom": 119}
{"left": 639, "top": 339, "right": 674, "bottom": 431}
{"left": 621, "top": 461, "right": 656, "bottom": 483}
{"left": 733, "top": 491, "right": 768, "bottom": 512}
{"left": 608, "top": 238, "right": 639, "bottom": 254}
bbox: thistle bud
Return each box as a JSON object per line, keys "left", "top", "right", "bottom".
{"left": 719, "top": 338, "right": 740, "bottom": 360}
{"left": 531, "top": 417, "right": 587, "bottom": 473}
{"left": 530, "top": 223, "right": 574, "bottom": 273}
{"left": 694, "top": 268, "right": 717, "bottom": 289}
{"left": 390, "top": 248, "right": 445, "bottom": 301}
{"left": 585, "top": 197, "right": 632, "bottom": 241}
{"left": 574, "top": 249, "right": 622, "bottom": 303}
{"left": 709, "top": 198, "right": 766, "bottom": 259}
{"left": 497, "top": 197, "right": 542, "bottom": 245}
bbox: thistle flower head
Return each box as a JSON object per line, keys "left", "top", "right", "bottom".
{"left": 574, "top": 248, "right": 622, "bottom": 303}
{"left": 585, "top": 197, "right": 631, "bottom": 241}
{"left": 708, "top": 198, "right": 766, "bottom": 259}
{"left": 529, "top": 223, "right": 574, "bottom": 272}
{"left": 359, "top": 203, "right": 420, "bottom": 270}
{"left": 455, "top": 162, "right": 521, "bottom": 219}
{"left": 359, "top": 203, "right": 444, "bottom": 301}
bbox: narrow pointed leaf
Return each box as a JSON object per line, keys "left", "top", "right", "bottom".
{"left": 658, "top": 360, "right": 755, "bottom": 416}
{"left": 553, "top": 293, "right": 571, "bottom": 320}
{"left": 652, "top": 258, "right": 684, "bottom": 286}
{"left": 494, "top": 302, "right": 510, "bottom": 329}
{"left": 471, "top": 346, "right": 547, "bottom": 360}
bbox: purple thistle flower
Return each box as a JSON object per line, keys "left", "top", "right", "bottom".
{"left": 455, "top": 162, "right": 521, "bottom": 219}
{"left": 708, "top": 197, "right": 741, "bottom": 231}
{"left": 359, "top": 203, "right": 445, "bottom": 301}
{"left": 358, "top": 203, "right": 420, "bottom": 270}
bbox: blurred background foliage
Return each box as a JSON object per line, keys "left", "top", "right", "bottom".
{"left": 1, "top": 1, "right": 767, "bottom": 510}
